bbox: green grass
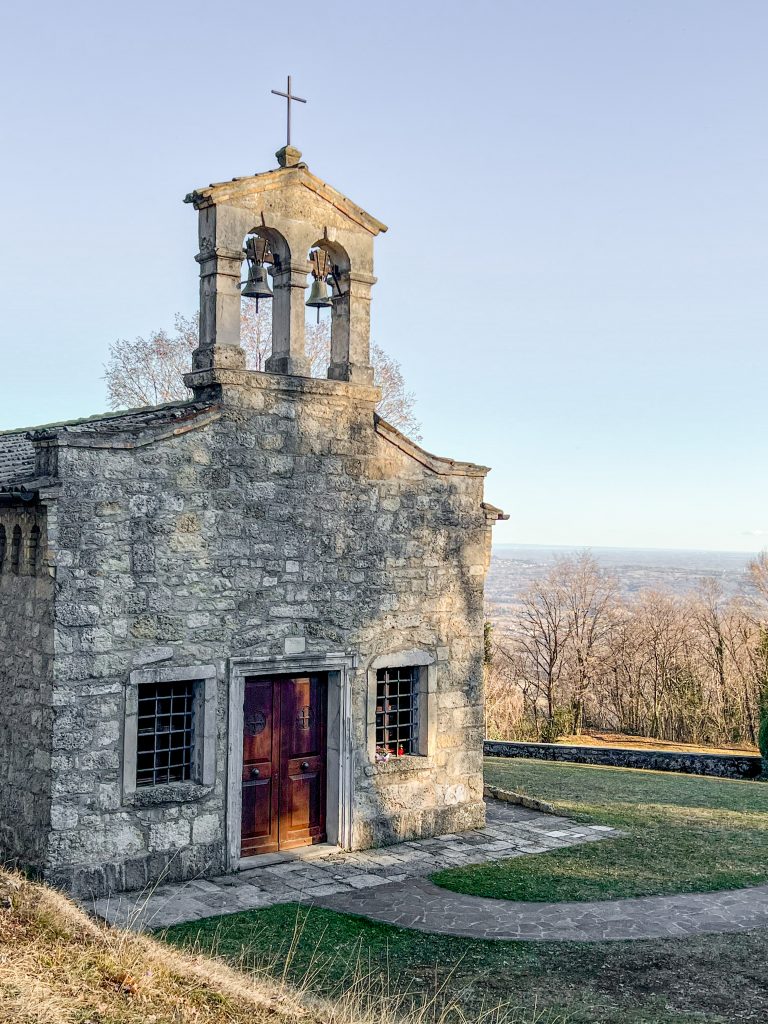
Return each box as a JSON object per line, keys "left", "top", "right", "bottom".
{"left": 161, "top": 761, "right": 768, "bottom": 1023}
{"left": 432, "top": 758, "right": 768, "bottom": 902}
{"left": 163, "top": 901, "right": 768, "bottom": 1024}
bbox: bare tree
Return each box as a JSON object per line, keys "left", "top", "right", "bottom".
{"left": 748, "top": 550, "right": 768, "bottom": 603}
{"left": 104, "top": 307, "right": 421, "bottom": 436}
{"left": 515, "top": 568, "right": 571, "bottom": 730}
{"left": 488, "top": 552, "right": 767, "bottom": 749}
{"left": 557, "top": 552, "right": 617, "bottom": 734}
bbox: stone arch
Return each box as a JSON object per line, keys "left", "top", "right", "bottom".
{"left": 241, "top": 225, "right": 311, "bottom": 378}
{"left": 239, "top": 226, "right": 292, "bottom": 372}
{"left": 307, "top": 237, "right": 351, "bottom": 378}
{"left": 244, "top": 224, "right": 291, "bottom": 270}
{"left": 10, "top": 525, "right": 22, "bottom": 576}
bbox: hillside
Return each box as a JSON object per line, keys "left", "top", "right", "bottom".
{"left": 0, "top": 868, "right": 320, "bottom": 1024}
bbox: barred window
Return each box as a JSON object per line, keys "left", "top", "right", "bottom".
{"left": 136, "top": 680, "right": 195, "bottom": 787}
{"left": 375, "top": 666, "right": 418, "bottom": 756}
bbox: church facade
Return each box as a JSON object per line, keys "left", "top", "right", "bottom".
{"left": 0, "top": 144, "right": 505, "bottom": 897}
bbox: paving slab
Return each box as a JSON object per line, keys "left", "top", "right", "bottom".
{"left": 88, "top": 800, "right": 613, "bottom": 930}
{"left": 316, "top": 877, "right": 768, "bottom": 942}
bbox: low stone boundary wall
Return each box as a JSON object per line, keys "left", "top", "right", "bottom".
{"left": 483, "top": 784, "right": 557, "bottom": 814}
{"left": 483, "top": 740, "right": 762, "bottom": 780}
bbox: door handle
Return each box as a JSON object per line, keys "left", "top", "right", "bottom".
{"left": 300, "top": 762, "right": 310, "bottom": 771}
{"left": 250, "top": 767, "right": 260, "bottom": 779}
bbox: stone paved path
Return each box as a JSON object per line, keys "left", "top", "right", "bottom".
{"left": 88, "top": 801, "right": 768, "bottom": 941}
{"left": 315, "top": 877, "right": 768, "bottom": 942}
{"left": 90, "top": 801, "right": 615, "bottom": 931}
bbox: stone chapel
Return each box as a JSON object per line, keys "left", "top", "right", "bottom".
{"left": 0, "top": 141, "right": 506, "bottom": 897}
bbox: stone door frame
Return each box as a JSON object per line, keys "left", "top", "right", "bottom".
{"left": 227, "top": 652, "right": 357, "bottom": 869}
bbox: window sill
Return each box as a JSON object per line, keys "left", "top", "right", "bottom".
{"left": 126, "top": 781, "right": 213, "bottom": 807}
{"left": 364, "top": 755, "right": 434, "bottom": 777}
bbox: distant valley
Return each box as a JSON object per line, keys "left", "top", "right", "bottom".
{"left": 486, "top": 544, "right": 758, "bottom": 625}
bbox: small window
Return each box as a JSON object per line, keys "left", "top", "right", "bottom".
{"left": 0, "top": 525, "right": 6, "bottom": 574}
{"left": 136, "top": 680, "right": 195, "bottom": 787}
{"left": 26, "top": 524, "right": 40, "bottom": 575}
{"left": 10, "top": 526, "right": 21, "bottom": 576}
{"left": 375, "top": 666, "right": 418, "bottom": 757}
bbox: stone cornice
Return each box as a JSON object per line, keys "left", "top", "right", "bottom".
{"left": 482, "top": 501, "right": 510, "bottom": 523}
{"left": 183, "top": 367, "right": 382, "bottom": 404}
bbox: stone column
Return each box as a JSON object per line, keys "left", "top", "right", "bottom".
{"left": 327, "top": 271, "right": 376, "bottom": 386}
{"left": 192, "top": 245, "right": 246, "bottom": 372}
{"left": 265, "top": 259, "right": 312, "bottom": 377}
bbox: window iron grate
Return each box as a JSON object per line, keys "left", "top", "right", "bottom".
{"left": 136, "top": 680, "right": 194, "bottom": 787}
{"left": 375, "top": 666, "right": 417, "bottom": 757}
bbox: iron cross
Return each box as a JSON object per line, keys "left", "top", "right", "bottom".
{"left": 271, "top": 75, "right": 306, "bottom": 147}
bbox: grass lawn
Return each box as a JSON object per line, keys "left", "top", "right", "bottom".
{"left": 163, "top": 901, "right": 768, "bottom": 1024}
{"left": 432, "top": 757, "right": 768, "bottom": 902}
{"left": 161, "top": 760, "right": 768, "bottom": 1024}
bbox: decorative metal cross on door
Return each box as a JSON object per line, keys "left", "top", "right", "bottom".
{"left": 297, "top": 705, "right": 314, "bottom": 729}
{"left": 271, "top": 75, "right": 307, "bottom": 147}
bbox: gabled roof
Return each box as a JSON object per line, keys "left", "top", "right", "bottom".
{"left": 0, "top": 401, "right": 215, "bottom": 489}
{"left": 0, "top": 433, "right": 35, "bottom": 487}
{"left": 184, "top": 164, "right": 388, "bottom": 237}
{"left": 374, "top": 416, "right": 490, "bottom": 478}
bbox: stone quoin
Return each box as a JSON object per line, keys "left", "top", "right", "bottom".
{"left": 0, "top": 142, "right": 507, "bottom": 897}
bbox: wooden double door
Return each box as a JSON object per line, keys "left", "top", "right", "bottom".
{"left": 240, "top": 675, "right": 327, "bottom": 857}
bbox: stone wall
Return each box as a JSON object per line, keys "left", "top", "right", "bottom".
{"left": 43, "top": 372, "right": 490, "bottom": 895}
{"left": 483, "top": 740, "right": 762, "bottom": 780}
{"left": 0, "top": 505, "right": 54, "bottom": 872}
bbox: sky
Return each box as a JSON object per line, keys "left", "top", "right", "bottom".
{"left": 1, "top": 1, "right": 766, "bottom": 553}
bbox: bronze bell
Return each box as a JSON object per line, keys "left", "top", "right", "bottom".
{"left": 306, "top": 275, "right": 333, "bottom": 310}
{"left": 240, "top": 261, "right": 273, "bottom": 302}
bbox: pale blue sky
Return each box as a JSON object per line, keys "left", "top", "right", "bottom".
{"left": 1, "top": 1, "right": 766, "bottom": 552}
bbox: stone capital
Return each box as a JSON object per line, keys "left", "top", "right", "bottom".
{"left": 195, "top": 246, "right": 244, "bottom": 266}
{"left": 272, "top": 261, "right": 312, "bottom": 289}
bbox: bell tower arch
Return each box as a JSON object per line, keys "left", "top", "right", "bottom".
{"left": 184, "top": 144, "right": 387, "bottom": 388}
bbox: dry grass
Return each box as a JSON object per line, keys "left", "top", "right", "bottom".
{"left": 556, "top": 730, "right": 758, "bottom": 756}
{"left": 0, "top": 867, "right": 326, "bottom": 1024}
{"left": 0, "top": 868, "right": 534, "bottom": 1024}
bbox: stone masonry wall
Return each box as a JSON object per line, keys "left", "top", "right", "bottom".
{"left": 0, "top": 505, "right": 54, "bottom": 872}
{"left": 483, "top": 740, "right": 762, "bottom": 779}
{"left": 46, "top": 373, "right": 490, "bottom": 896}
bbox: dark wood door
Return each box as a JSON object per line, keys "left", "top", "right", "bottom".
{"left": 241, "top": 679, "right": 280, "bottom": 856}
{"left": 241, "top": 675, "right": 327, "bottom": 857}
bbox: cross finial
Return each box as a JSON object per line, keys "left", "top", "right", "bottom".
{"left": 271, "top": 75, "right": 307, "bottom": 148}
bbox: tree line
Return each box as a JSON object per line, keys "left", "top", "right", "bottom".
{"left": 486, "top": 552, "right": 768, "bottom": 751}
